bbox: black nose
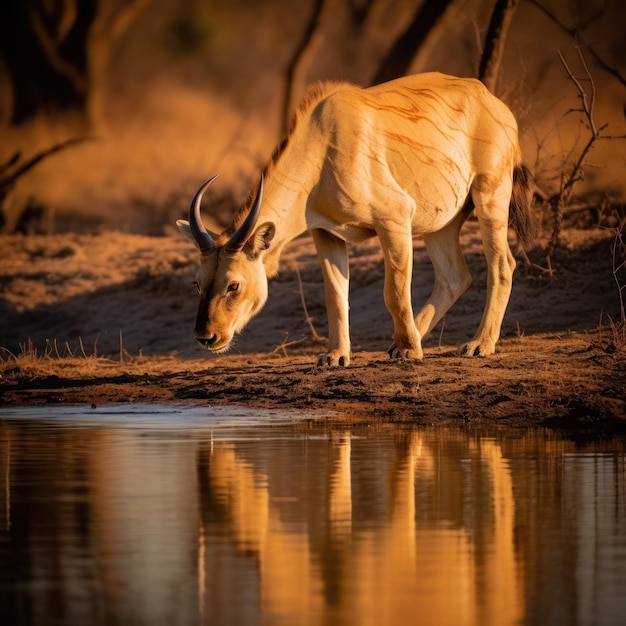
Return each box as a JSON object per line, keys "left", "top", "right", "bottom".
{"left": 197, "top": 334, "right": 217, "bottom": 348}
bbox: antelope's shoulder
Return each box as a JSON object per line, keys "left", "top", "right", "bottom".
{"left": 302, "top": 82, "right": 365, "bottom": 130}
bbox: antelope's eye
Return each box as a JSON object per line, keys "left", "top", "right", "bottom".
{"left": 227, "top": 282, "right": 239, "bottom": 293}
{"left": 193, "top": 281, "right": 200, "bottom": 294}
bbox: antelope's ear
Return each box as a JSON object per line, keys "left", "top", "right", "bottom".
{"left": 246, "top": 222, "right": 275, "bottom": 258}
{"left": 176, "top": 219, "right": 195, "bottom": 243}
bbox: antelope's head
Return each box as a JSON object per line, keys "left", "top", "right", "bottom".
{"left": 177, "top": 175, "right": 275, "bottom": 353}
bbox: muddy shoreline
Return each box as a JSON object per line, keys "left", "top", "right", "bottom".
{"left": 1, "top": 229, "right": 625, "bottom": 436}
{"left": 2, "top": 333, "right": 625, "bottom": 436}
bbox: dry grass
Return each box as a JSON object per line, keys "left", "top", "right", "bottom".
{"left": 0, "top": 334, "right": 210, "bottom": 380}
{"left": 1, "top": 336, "right": 126, "bottom": 378}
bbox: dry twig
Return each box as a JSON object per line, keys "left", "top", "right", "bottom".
{"left": 270, "top": 333, "right": 306, "bottom": 357}
{"left": 294, "top": 264, "right": 326, "bottom": 343}
{"left": 546, "top": 43, "right": 626, "bottom": 252}
{"left": 611, "top": 226, "right": 626, "bottom": 334}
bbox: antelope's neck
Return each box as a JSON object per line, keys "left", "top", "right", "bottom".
{"left": 261, "top": 165, "right": 318, "bottom": 275}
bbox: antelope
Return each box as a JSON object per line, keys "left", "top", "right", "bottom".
{"left": 177, "top": 72, "right": 533, "bottom": 366}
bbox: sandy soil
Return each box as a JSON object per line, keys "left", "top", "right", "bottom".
{"left": 1, "top": 223, "right": 625, "bottom": 434}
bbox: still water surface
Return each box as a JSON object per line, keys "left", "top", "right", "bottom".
{"left": 1, "top": 403, "right": 625, "bottom": 626}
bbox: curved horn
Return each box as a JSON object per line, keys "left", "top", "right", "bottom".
{"left": 225, "top": 173, "right": 264, "bottom": 255}
{"left": 189, "top": 175, "right": 219, "bottom": 255}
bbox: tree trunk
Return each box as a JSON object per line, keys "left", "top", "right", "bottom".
{"left": 478, "top": 0, "right": 521, "bottom": 93}
{"left": 281, "top": 0, "right": 326, "bottom": 136}
{"left": 0, "top": 0, "right": 148, "bottom": 130}
{"left": 86, "top": 0, "right": 149, "bottom": 129}
{"left": 371, "top": 0, "right": 453, "bottom": 85}
{"left": 0, "top": 0, "right": 96, "bottom": 124}
{"left": 347, "top": 0, "right": 376, "bottom": 27}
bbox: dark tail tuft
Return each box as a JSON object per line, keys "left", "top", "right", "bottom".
{"left": 510, "top": 163, "right": 534, "bottom": 250}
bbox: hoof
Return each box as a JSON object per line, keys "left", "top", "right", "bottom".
{"left": 387, "top": 344, "right": 423, "bottom": 361}
{"left": 460, "top": 340, "right": 495, "bottom": 357}
{"left": 317, "top": 352, "right": 350, "bottom": 367}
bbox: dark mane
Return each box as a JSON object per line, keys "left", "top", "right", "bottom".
{"left": 227, "top": 80, "right": 355, "bottom": 234}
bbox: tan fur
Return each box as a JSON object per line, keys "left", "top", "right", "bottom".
{"left": 179, "top": 72, "right": 533, "bottom": 365}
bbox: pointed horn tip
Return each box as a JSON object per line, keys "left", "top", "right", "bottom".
{"left": 193, "top": 174, "right": 220, "bottom": 200}
{"left": 189, "top": 174, "right": 219, "bottom": 255}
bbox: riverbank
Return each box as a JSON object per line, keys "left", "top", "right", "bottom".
{"left": 1, "top": 226, "right": 625, "bottom": 434}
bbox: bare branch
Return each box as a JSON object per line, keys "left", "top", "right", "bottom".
{"left": 93, "top": 0, "right": 150, "bottom": 39}
{"left": 0, "top": 138, "right": 94, "bottom": 189}
{"left": 294, "top": 264, "right": 326, "bottom": 343}
{"left": 29, "top": 6, "right": 87, "bottom": 94}
{"left": 547, "top": 44, "right": 626, "bottom": 251}
{"left": 1, "top": 138, "right": 95, "bottom": 230}
{"left": 0, "top": 153, "right": 20, "bottom": 177}
{"left": 611, "top": 227, "right": 626, "bottom": 327}
{"left": 57, "top": 0, "right": 78, "bottom": 43}
{"left": 527, "top": 0, "right": 626, "bottom": 88}
{"left": 576, "top": 0, "right": 610, "bottom": 30}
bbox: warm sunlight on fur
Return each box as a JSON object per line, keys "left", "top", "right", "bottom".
{"left": 178, "top": 73, "right": 533, "bottom": 366}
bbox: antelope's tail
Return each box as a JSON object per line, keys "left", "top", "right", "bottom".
{"left": 509, "top": 161, "right": 534, "bottom": 250}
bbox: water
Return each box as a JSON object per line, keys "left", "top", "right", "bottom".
{"left": 1, "top": 404, "right": 625, "bottom": 626}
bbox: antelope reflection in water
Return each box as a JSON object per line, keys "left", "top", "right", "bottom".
{"left": 2, "top": 420, "right": 625, "bottom": 626}
{"left": 197, "top": 431, "right": 523, "bottom": 626}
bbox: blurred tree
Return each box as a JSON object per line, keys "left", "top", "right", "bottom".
{"left": 0, "top": 0, "right": 149, "bottom": 129}
{"left": 371, "top": 0, "right": 454, "bottom": 85}
{"left": 279, "top": 0, "right": 525, "bottom": 134}
{"left": 527, "top": 0, "right": 626, "bottom": 88}
{"left": 347, "top": 0, "right": 376, "bottom": 27}
{"left": 370, "top": 0, "right": 528, "bottom": 90}
{"left": 281, "top": 0, "right": 326, "bottom": 135}
{"left": 478, "top": 0, "right": 521, "bottom": 93}
{"left": 0, "top": 138, "right": 89, "bottom": 231}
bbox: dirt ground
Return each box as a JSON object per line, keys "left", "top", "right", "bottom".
{"left": 1, "top": 222, "right": 625, "bottom": 435}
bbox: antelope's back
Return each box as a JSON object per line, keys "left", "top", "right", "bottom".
{"left": 306, "top": 73, "right": 520, "bottom": 235}
{"left": 365, "top": 72, "right": 519, "bottom": 159}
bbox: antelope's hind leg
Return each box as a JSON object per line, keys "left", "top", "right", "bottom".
{"left": 413, "top": 211, "right": 472, "bottom": 340}
{"left": 462, "top": 180, "right": 516, "bottom": 357}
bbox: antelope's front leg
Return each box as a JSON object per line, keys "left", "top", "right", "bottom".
{"left": 311, "top": 229, "right": 351, "bottom": 367}
{"left": 379, "top": 228, "right": 423, "bottom": 360}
